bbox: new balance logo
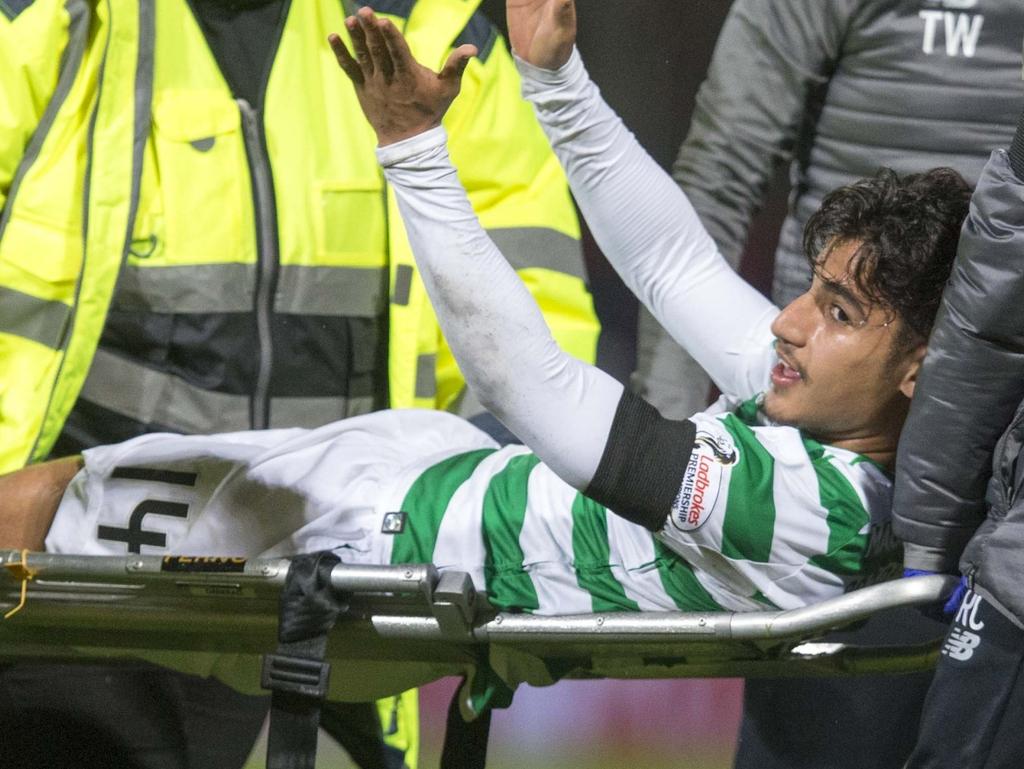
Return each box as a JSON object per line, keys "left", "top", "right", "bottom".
{"left": 942, "top": 628, "right": 982, "bottom": 660}
{"left": 955, "top": 591, "right": 986, "bottom": 631}
{"left": 941, "top": 591, "right": 986, "bottom": 661}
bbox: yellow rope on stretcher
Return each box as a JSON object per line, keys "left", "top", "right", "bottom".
{"left": 4, "top": 549, "right": 35, "bottom": 619}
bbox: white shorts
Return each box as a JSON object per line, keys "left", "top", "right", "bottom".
{"left": 45, "top": 409, "right": 497, "bottom": 564}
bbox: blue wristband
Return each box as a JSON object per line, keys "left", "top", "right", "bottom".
{"left": 903, "top": 568, "right": 936, "bottom": 579}
{"left": 903, "top": 569, "right": 968, "bottom": 619}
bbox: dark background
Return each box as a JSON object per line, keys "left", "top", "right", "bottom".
{"left": 480, "top": 0, "right": 789, "bottom": 383}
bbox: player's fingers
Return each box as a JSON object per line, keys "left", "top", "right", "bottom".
{"left": 379, "top": 17, "right": 414, "bottom": 74}
{"left": 439, "top": 44, "right": 477, "bottom": 85}
{"left": 358, "top": 9, "right": 395, "bottom": 80}
{"left": 347, "top": 13, "right": 373, "bottom": 74}
{"left": 327, "top": 32, "right": 364, "bottom": 86}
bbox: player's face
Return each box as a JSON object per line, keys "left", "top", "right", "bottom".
{"left": 762, "top": 240, "right": 922, "bottom": 447}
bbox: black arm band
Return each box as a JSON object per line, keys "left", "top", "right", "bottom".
{"left": 584, "top": 390, "right": 697, "bottom": 531}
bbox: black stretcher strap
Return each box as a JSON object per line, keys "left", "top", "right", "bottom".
{"left": 440, "top": 683, "right": 492, "bottom": 769}
{"left": 263, "top": 551, "right": 347, "bottom": 769}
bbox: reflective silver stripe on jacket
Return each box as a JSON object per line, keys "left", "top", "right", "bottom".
{"left": 0, "top": 287, "right": 72, "bottom": 349}
{"left": 77, "top": 348, "right": 376, "bottom": 433}
{"left": 111, "top": 263, "right": 389, "bottom": 316}
{"left": 405, "top": 228, "right": 584, "bottom": 403}
{"left": 109, "top": 226, "right": 581, "bottom": 317}
{"left": 414, "top": 353, "right": 436, "bottom": 399}
{"left": 489, "top": 227, "right": 587, "bottom": 280}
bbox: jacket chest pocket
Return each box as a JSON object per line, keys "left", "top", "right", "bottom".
{"left": 141, "top": 92, "right": 254, "bottom": 267}
{"left": 312, "top": 177, "right": 388, "bottom": 269}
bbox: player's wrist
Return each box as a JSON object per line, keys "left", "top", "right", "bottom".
{"left": 375, "top": 120, "right": 443, "bottom": 148}
{"left": 515, "top": 46, "right": 584, "bottom": 88}
{"left": 375, "top": 125, "right": 449, "bottom": 167}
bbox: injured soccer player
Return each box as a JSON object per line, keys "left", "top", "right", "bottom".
{"left": 0, "top": 2, "right": 971, "bottom": 615}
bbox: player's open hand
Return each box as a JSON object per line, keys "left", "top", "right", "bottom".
{"left": 329, "top": 7, "right": 477, "bottom": 146}
{"left": 506, "top": 0, "right": 576, "bottom": 70}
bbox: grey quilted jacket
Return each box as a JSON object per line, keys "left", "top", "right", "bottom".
{"left": 675, "top": 0, "right": 1023, "bottom": 303}
{"left": 894, "top": 119, "right": 1024, "bottom": 625}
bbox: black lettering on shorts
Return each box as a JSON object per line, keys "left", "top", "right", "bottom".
{"left": 98, "top": 500, "right": 190, "bottom": 553}
{"left": 110, "top": 466, "right": 198, "bottom": 486}
{"left": 97, "top": 466, "right": 198, "bottom": 552}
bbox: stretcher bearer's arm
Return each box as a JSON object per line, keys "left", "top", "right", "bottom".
{"left": 0, "top": 0, "right": 72, "bottom": 211}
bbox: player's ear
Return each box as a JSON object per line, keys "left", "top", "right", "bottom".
{"left": 898, "top": 343, "right": 927, "bottom": 399}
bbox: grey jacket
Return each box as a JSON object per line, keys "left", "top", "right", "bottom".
{"left": 677, "top": 0, "right": 1022, "bottom": 300}
{"left": 894, "top": 123, "right": 1024, "bottom": 624}
{"left": 636, "top": 0, "right": 1024, "bottom": 421}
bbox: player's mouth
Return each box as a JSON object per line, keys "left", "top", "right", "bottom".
{"left": 771, "top": 349, "right": 803, "bottom": 388}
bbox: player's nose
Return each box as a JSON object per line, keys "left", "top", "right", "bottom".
{"left": 771, "top": 291, "right": 814, "bottom": 347}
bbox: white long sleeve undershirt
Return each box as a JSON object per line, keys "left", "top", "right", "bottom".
{"left": 377, "top": 48, "right": 778, "bottom": 491}
{"left": 515, "top": 50, "right": 779, "bottom": 398}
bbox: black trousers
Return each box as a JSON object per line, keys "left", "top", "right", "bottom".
{"left": 0, "top": 663, "right": 269, "bottom": 769}
{"left": 906, "top": 590, "right": 1024, "bottom": 769}
{"left": 733, "top": 607, "right": 945, "bottom": 769}
{"left": 734, "top": 673, "right": 935, "bottom": 769}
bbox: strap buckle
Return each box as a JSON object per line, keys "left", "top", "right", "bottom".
{"left": 261, "top": 653, "right": 331, "bottom": 699}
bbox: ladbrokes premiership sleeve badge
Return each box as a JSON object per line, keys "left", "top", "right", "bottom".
{"left": 669, "top": 429, "right": 738, "bottom": 532}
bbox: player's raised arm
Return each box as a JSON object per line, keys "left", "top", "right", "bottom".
{"left": 329, "top": 8, "right": 624, "bottom": 493}
{"left": 506, "top": 0, "right": 778, "bottom": 399}
{"left": 329, "top": 10, "right": 697, "bottom": 529}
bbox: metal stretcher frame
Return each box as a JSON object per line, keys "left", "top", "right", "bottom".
{"left": 0, "top": 549, "right": 956, "bottom": 701}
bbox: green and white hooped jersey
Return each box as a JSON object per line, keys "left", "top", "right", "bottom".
{"left": 48, "top": 405, "right": 898, "bottom": 616}
{"left": 384, "top": 397, "right": 897, "bottom": 613}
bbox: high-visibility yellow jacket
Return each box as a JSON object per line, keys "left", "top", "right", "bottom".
{"left": 0, "top": 0, "right": 598, "bottom": 472}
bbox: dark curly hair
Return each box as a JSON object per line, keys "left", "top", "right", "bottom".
{"left": 803, "top": 167, "right": 971, "bottom": 351}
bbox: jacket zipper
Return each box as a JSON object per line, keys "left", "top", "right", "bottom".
{"left": 238, "top": 98, "right": 278, "bottom": 430}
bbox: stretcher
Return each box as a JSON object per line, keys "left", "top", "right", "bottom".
{"left": 0, "top": 549, "right": 956, "bottom": 767}
{"left": 0, "top": 549, "right": 955, "bottom": 701}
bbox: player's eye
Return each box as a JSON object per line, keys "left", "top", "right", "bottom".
{"left": 829, "top": 304, "right": 854, "bottom": 325}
